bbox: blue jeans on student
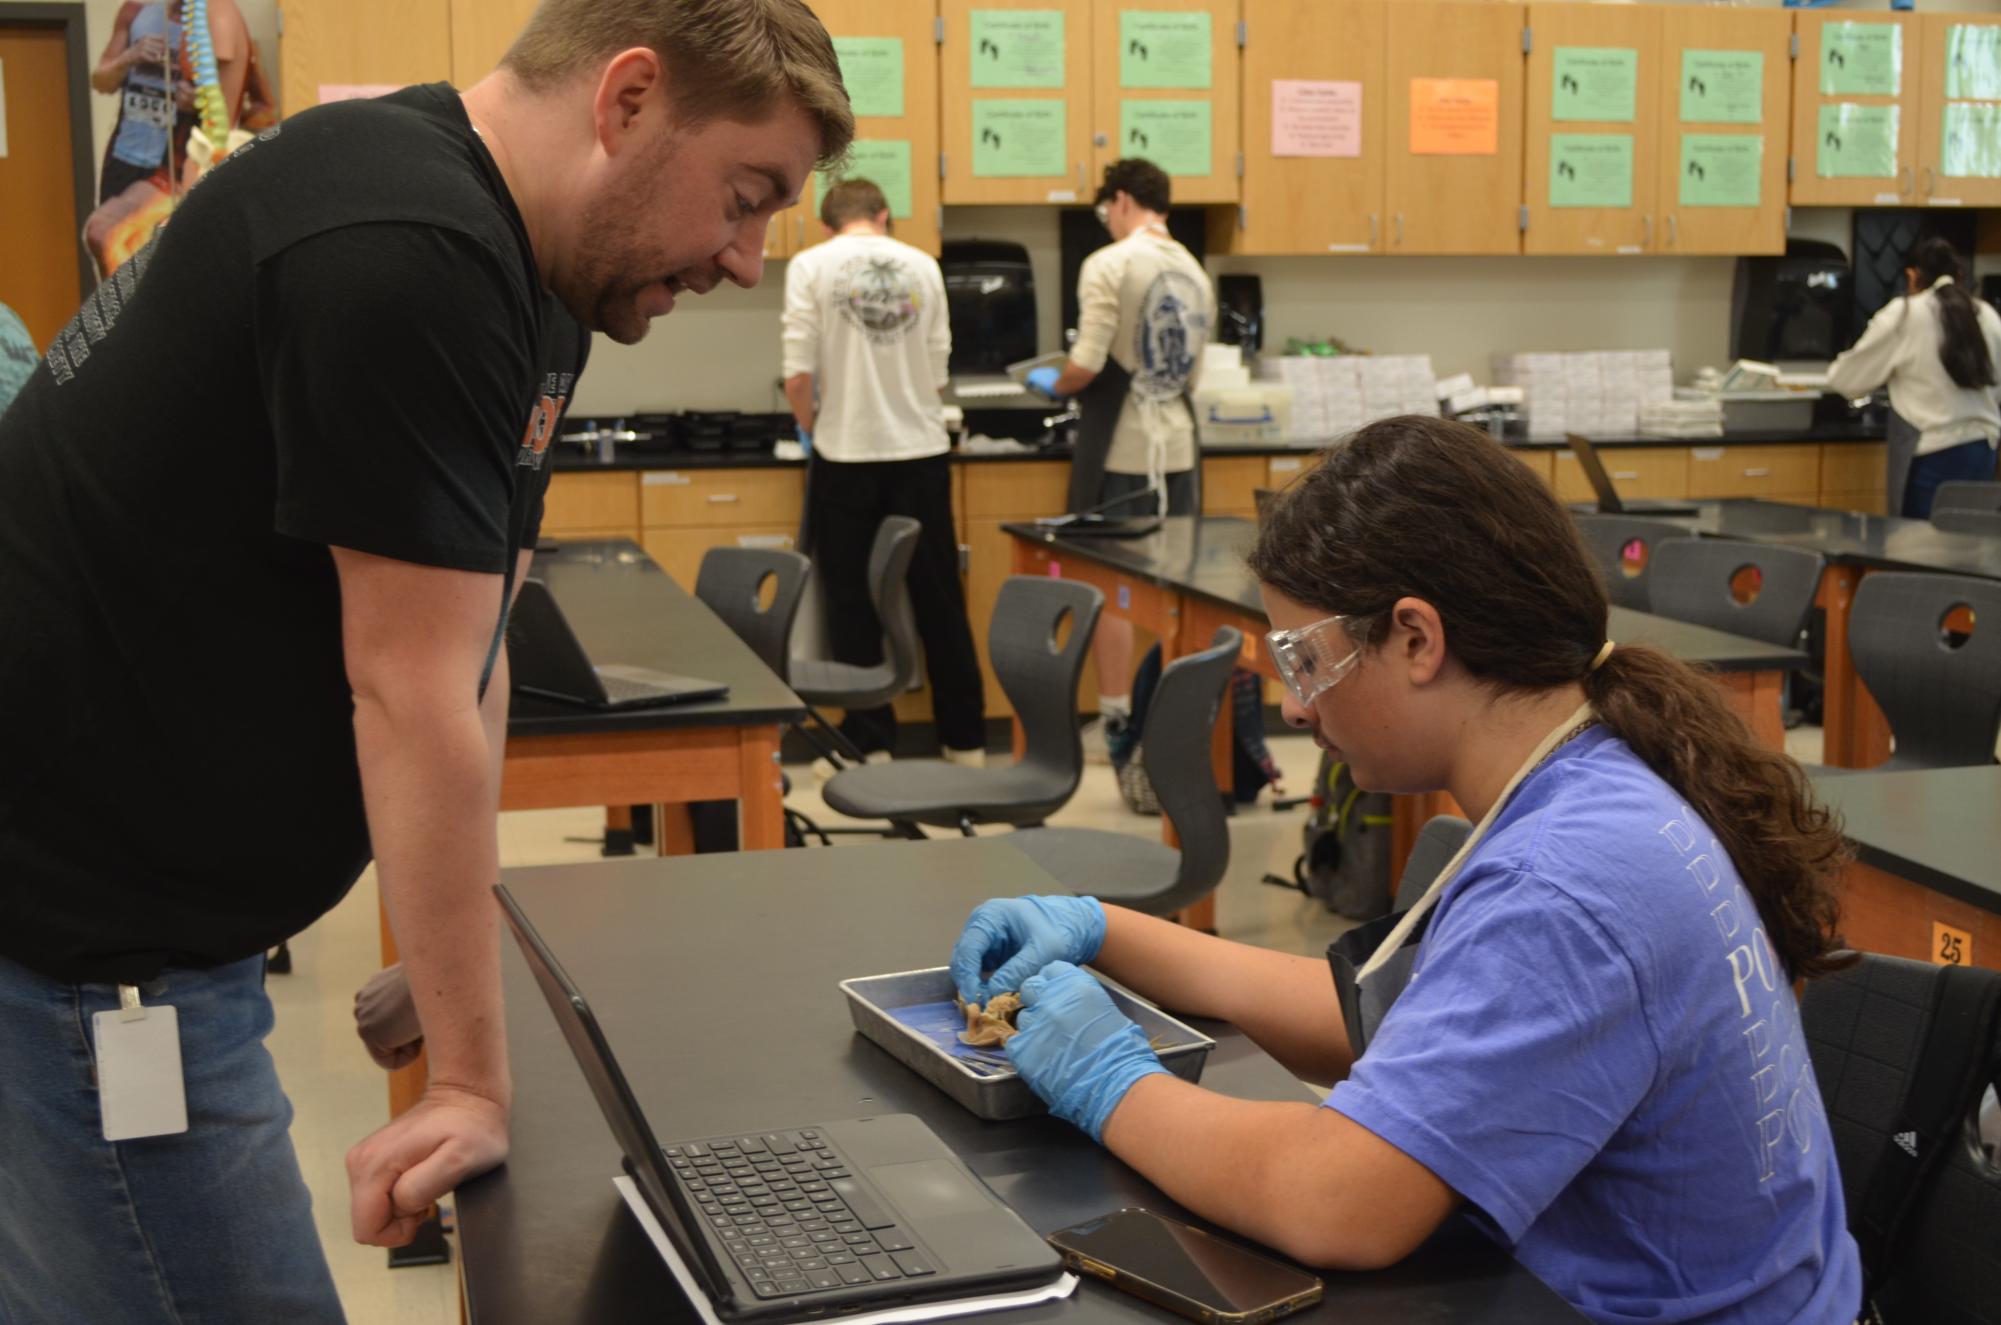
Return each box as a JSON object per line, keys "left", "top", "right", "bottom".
{"left": 0, "top": 953, "right": 346, "bottom": 1324}
{"left": 1902, "top": 438, "right": 1999, "bottom": 518}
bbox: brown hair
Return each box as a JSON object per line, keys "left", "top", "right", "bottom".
{"left": 1095, "top": 157, "right": 1171, "bottom": 213}
{"left": 1249, "top": 416, "right": 1853, "bottom": 980}
{"left": 1907, "top": 236, "right": 1996, "bottom": 391}
{"left": 820, "top": 177, "right": 888, "bottom": 229}
{"left": 502, "top": 0, "right": 855, "bottom": 167}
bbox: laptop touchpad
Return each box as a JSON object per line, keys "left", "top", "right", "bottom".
{"left": 869, "top": 1160, "right": 992, "bottom": 1218}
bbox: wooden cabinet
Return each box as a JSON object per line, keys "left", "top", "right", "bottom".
{"left": 1820, "top": 440, "right": 1888, "bottom": 514}
{"left": 278, "top": 0, "right": 452, "bottom": 115}
{"left": 1263, "top": 452, "right": 1318, "bottom": 490}
{"left": 962, "top": 460, "right": 1079, "bottom": 716}
{"left": 1524, "top": 3, "right": 1661, "bottom": 256}
{"left": 541, "top": 470, "right": 640, "bottom": 540}
{"left": 793, "top": 0, "right": 945, "bottom": 257}
{"left": 1789, "top": 12, "right": 1919, "bottom": 207}
{"left": 1553, "top": 445, "right": 1687, "bottom": 504}
{"left": 1225, "top": 0, "right": 1383, "bottom": 254}
{"left": 1385, "top": 1, "right": 1527, "bottom": 255}
{"left": 1686, "top": 443, "right": 1820, "bottom": 502}
{"left": 639, "top": 467, "right": 804, "bottom": 528}
{"left": 1656, "top": 7, "right": 1789, "bottom": 257}
{"left": 1917, "top": 14, "right": 2001, "bottom": 209}
{"left": 1092, "top": 0, "right": 1240, "bottom": 205}
{"left": 940, "top": 0, "right": 1095, "bottom": 203}
{"left": 1201, "top": 454, "right": 1265, "bottom": 516}
{"left": 641, "top": 526, "right": 799, "bottom": 592}
{"left": 448, "top": 0, "right": 535, "bottom": 85}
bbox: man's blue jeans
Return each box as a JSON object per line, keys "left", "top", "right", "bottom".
{"left": 0, "top": 953, "right": 346, "bottom": 1323}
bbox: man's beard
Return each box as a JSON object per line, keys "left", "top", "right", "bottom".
{"left": 557, "top": 169, "right": 672, "bottom": 345}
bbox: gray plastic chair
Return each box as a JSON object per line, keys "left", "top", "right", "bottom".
{"left": 1007, "top": 628, "right": 1242, "bottom": 916}
{"left": 1391, "top": 815, "right": 1473, "bottom": 913}
{"left": 1647, "top": 538, "right": 1825, "bottom": 649}
{"left": 822, "top": 576, "right": 1104, "bottom": 830}
{"left": 789, "top": 515, "right": 923, "bottom": 711}
{"left": 1572, "top": 514, "right": 1693, "bottom": 611}
{"left": 1932, "top": 480, "right": 2001, "bottom": 515}
{"left": 1849, "top": 571, "right": 2001, "bottom": 770}
{"left": 1932, "top": 507, "right": 2001, "bottom": 538}
{"left": 693, "top": 546, "right": 811, "bottom": 680}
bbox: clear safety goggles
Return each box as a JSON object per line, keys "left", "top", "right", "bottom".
{"left": 1265, "top": 614, "right": 1362, "bottom": 708}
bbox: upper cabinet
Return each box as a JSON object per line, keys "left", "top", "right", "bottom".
{"left": 277, "top": 0, "right": 452, "bottom": 115}
{"left": 1655, "top": 6, "right": 1788, "bottom": 256}
{"left": 448, "top": 0, "right": 536, "bottom": 87}
{"left": 1788, "top": 11, "right": 1918, "bottom": 207}
{"left": 1523, "top": 3, "right": 1661, "bottom": 256}
{"left": 1090, "top": 0, "right": 1241, "bottom": 204}
{"left": 1916, "top": 13, "right": 2001, "bottom": 209}
{"left": 1227, "top": 0, "right": 1383, "bottom": 254}
{"left": 940, "top": 0, "right": 1096, "bottom": 203}
{"left": 1385, "top": 0, "right": 1526, "bottom": 255}
{"left": 794, "top": 0, "right": 945, "bottom": 257}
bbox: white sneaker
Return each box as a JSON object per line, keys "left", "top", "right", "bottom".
{"left": 811, "top": 749, "right": 892, "bottom": 785}
{"left": 942, "top": 745, "right": 988, "bottom": 768}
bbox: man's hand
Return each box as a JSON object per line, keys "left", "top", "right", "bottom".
{"left": 126, "top": 34, "right": 168, "bottom": 68}
{"left": 347, "top": 1088, "right": 508, "bottom": 1247}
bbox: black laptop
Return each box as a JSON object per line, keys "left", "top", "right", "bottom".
{"left": 496, "top": 885, "right": 1064, "bottom": 1322}
{"left": 508, "top": 577, "right": 730, "bottom": 709}
{"left": 1566, "top": 433, "right": 1701, "bottom": 516}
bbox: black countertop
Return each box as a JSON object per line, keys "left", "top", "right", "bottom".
{"left": 1656, "top": 500, "right": 2001, "bottom": 580}
{"left": 457, "top": 839, "right": 1587, "bottom": 1324}
{"left": 548, "top": 422, "right": 1884, "bottom": 475}
{"left": 1006, "top": 517, "right": 1808, "bottom": 673}
{"left": 509, "top": 540, "right": 804, "bottom": 735}
{"left": 1810, "top": 766, "right": 2001, "bottom": 916}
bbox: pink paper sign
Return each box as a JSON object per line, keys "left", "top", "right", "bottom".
{"left": 317, "top": 83, "right": 401, "bottom": 105}
{"left": 1271, "top": 80, "right": 1362, "bottom": 158}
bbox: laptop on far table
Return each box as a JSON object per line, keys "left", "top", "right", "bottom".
{"left": 1566, "top": 433, "right": 1701, "bottom": 516}
{"left": 496, "top": 885, "right": 1064, "bottom": 1323}
{"left": 508, "top": 577, "right": 729, "bottom": 709}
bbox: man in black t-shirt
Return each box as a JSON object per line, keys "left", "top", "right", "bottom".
{"left": 0, "top": 0, "right": 852, "bottom": 1315}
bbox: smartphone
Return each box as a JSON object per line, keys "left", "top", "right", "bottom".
{"left": 1046, "top": 1208, "right": 1324, "bottom": 1325}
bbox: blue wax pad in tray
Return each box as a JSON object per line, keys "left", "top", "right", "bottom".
{"left": 839, "top": 966, "right": 1216, "bottom": 1122}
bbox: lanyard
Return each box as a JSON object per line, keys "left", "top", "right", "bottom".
{"left": 1355, "top": 700, "right": 1596, "bottom": 981}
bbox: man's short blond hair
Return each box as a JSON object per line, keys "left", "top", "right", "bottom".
{"left": 503, "top": 0, "right": 855, "bottom": 167}
{"left": 819, "top": 178, "right": 888, "bottom": 228}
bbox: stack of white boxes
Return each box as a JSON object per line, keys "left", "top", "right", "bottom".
{"left": 1492, "top": 350, "right": 1673, "bottom": 440}
{"left": 1256, "top": 355, "right": 1438, "bottom": 444}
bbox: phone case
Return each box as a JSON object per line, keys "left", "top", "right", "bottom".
{"left": 1048, "top": 1215, "right": 1323, "bottom": 1325}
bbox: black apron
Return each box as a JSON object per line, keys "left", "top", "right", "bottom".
{"left": 1067, "top": 357, "right": 1134, "bottom": 515}
{"left": 1326, "top": 907, "right": 1433, "bottom": 1057}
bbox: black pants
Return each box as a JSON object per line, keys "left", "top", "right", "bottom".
{"left": 806, "top": 453, "right": 986, "bottom": 752}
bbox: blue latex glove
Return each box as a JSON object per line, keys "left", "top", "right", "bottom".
{"left": 796, "top": 424, "right": 813, "bottom": 455}
{"left": 1025, "top": 365, "right": 1063, "bottom": 399}
{"left": 1006, "top": 962, "right": 1168, "bottom": 1144}
{"left": 950, "top": 895, "right": 1107, "bottom": 1004}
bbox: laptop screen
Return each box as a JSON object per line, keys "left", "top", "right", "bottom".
{"left": 507, "top": 578, "right": 607, "bottom": 701}
{"left": 1564, "top": 434, "right": 1624, "bottom": 513}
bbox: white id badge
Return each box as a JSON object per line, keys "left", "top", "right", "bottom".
{"left": 93, "top": 986, "right": 189, "bottom": 1141}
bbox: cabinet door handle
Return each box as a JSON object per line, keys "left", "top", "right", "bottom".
{"left": 1613, "top": 470, "right": 1640, "bottom": 480}
{"left": 795, "top": 216, "right": 804, "bottom": 246}
{"left": 1642, "top": 214, "right": 1653, "bottom": 247}
{"left": 1393, "top": 213, "right": 1404, "bottom": 245}
{"left": 1368, "top": 213, "right": 1378, "bottom": 247}
{"left": 1743, "top": 467, "right": 1771, "bottom": 478}
{"left": 1667, "top": 214, "right": 1677, "bottom": 247}
{"left": 707, "top": 493, "right": 742, "bottom": 504}
{"left": 1077, "top": 161, "right": 1086, "bottom": 189}
{"left": 1900, "top": 166, "right": 1913, "bottom": 195}
{"left": 1923, "top": 166, "right": 1935, "bottom": 196}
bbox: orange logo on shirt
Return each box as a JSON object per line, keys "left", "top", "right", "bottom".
{"left": 519, "top": 394, "right": 567, "bottom": 457}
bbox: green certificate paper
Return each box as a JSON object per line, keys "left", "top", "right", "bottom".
{"left": 1119, "top": 100, "right": 1212, "bottom": 177}
{"left": 1816, "top": 103, "right": 1898, "bottom": 178}
{"left": 1553, "top": 47, "right": 1637, "bottom": 122}
{"left": 833, "top": 38, "right": 904, "bottom": 118}
{"left": 1820, "top": 22, "right": 1901, "bottom": 97}
{"left": 1549, "top": 133, "right": 1633, "bottom": 207}
{"left": 1941, "top": 103, "right": 2001, "bottom": 179}
{"left": 1944, "top": 24, "right": 2001, "bottom": 101}
{"left": 1680, "top": 50, "right": 1762, "bottom": 125}
{"left": 972, "top": 99, "right": 1066, "bottom": 176}
{"left": 1679, "top": 134, "right": 1762, "bottom": 207}
{"left": 820, "top": 140, "right": 914, "bottom": 218}
{"left": 1119, "top": 12, "right": 1211, "bottom": 89}
{"left": 970, "top": 10, "right": 1065, "bottom": 89}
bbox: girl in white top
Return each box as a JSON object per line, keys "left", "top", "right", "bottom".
{"left": 1827, "top": 238, "right": 2001, "bottom": 517}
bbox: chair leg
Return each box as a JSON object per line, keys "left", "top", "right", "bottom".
{"left": 786, "top": 808, "right": 834, "bottom": 847}
{"left": 802, "top": 707, "right": 869, "bottom": 765}
{"left": 893, "top": 820, "right": 930, "bottom": 841}
{"left": 957, "top": 814, "right": 978, "bottom": 837}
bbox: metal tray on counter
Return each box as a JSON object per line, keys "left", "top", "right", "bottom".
{"left": 840, "top": 966, "right": 1215, "bottom": 1121}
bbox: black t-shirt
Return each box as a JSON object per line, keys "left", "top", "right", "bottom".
{"left": 0, "top": 84, "right": 589, "bottom": 983}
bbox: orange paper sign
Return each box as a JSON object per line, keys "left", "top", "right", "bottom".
{"left": 1933, "top": 921, "right": 1972, "bottom": 967}
{"left": 1410, "top": 77, "right": 1500, "bottom": 156}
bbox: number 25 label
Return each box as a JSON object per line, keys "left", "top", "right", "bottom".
{"left": 1932, "top": 921, "right": 1972, "bottom": 967}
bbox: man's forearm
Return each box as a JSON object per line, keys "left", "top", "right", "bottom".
{"left": 357, "top": 694, "right": 508, "bottom": 1106}
{"left": 1053, "top": 360, "right": 1099, "bottom": 397}
{"left": 783, "top": 373, "right": 816, "bottom": 432}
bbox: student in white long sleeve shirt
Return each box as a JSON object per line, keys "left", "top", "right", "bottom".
{"left": 1025, "top": 159, "right": 1213, "bottom": 746}
{"left": 781, "top": 178, "right": 986, "bottom": 764}
{"left": 1826, "top": 237, "right": 2001, "bottom": 518}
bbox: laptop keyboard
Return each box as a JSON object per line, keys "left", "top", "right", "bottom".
{"left": 598, "top": 673, "right": 670, "bottom": 703}
{"left": 667, "top": 1129, "right": 937, "bottom": 1299}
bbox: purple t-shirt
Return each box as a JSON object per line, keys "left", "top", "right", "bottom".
{"left": 1328, "top": 727, "right": 1860, "bottom": 1324}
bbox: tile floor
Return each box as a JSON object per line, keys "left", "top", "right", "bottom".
{"left": 268, "top": 721, "right": 1832, "bottom": 1322}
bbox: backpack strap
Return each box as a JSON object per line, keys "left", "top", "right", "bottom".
{"left": 1854, "top": 962, "right": 2001, "bottom": 1295}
